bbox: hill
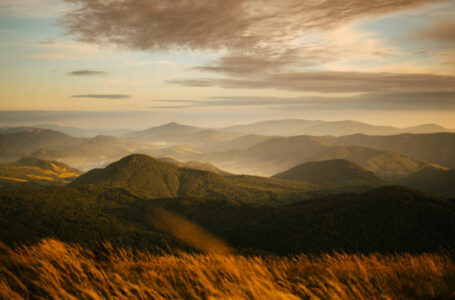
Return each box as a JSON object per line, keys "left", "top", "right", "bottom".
{"left": 205, "top": 136, "right": 434, "bottom": 179}
{"left": 126, "top": 122, "right": 201, "bottom": 139}
{"left": 70, "top": 154, "right": 323, "bottom": 205}
{"left": 400, "top": 167, "right": 455, "bottom": 198}
{"left": 128, "top": 123, "right": 245, "bottom": 150}
{"left": 310, "top": 145, "right": 434, "bottom": 179}
{"left": 0, "top": 128, "right": 82, "bottom": 161}
{"left": 35, "top": 124, "right": 132, "bottom": 137}
{"left": 273, "top": 159, "right": 384, "bottom": 187}
{"left": 0, "top": 157, "right": 81, "bottom": 189}
{"left": 32, "top": 135, "right": 135, "bottom": 171}
{"left": 0, "top": 185, "right": 454, "bottom": 255}
{"left": 404, "top": 123, "right": 450, "bottom": 134}
{"left": 224, "top": 186, "right": 455, "bottom": 254}
{"left": 326, "top": 132, "right": 455, "bottom": 169}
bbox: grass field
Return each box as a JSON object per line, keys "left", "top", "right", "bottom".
{"left": 0, "top": 239, "right": 454, "bottom": 299}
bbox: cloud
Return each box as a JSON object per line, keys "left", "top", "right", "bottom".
{"left": 149, "top": 105, "right": 193, "bottom": 110}
{"left": 195, "top": 48, "right": 334, "bottom": 76}
{"left": 157, "top": 92, "right": 455, "bottom": 111}
{"left": 414, "top": 19, "right": 455, "bottom": 44}
{"left": 273, "top": 92, "right": 455, "bottom": 111}
{"left": 62, "top": 0, "right": 436, "bottom": 53}
{"left": 71, "top": 94, "right": 130, "bottom": 99}
{"left": 67, "top": 70, "right": 107, "bottom": 76}
{"left": 168, "top": 71, "right": 455, "bottom": 93}
{"left": 38, "top": 40, "right": 56, "bottom": 45}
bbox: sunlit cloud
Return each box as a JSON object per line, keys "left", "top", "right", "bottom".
{"left": 414, "top": 19, "right": 455, "bottom": 45}
{"left": 71, "top": 94, "right": 130, "bottom": 99}
{"left": 168, "top": 71, "right": 455, "bottom": 93}
{"left": 156, "top": 92, "right": 455, "bottom": 111}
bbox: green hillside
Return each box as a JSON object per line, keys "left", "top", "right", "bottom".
{"left": 0, "top": 157, "right": 81, "bottom": 189}
{"left": 224, "top": 186, "right": 455, "bottom": 254}
{"left": 157, "top": 156, "right": 232, "bottom": 176}
{"left": 273, "top": 159, "right": 384, "bottom": 187}
{"left": 400, "top": 167, "right": 455, "bottom": 198}
{"left": 70, "top": 154, "right": 323, "bottom": 205}
{"left": 0, "top": 185, "right": 453, "bottom": 255}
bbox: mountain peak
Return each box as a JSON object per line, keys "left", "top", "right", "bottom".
{"left": 154, "top": 122, "right": 197, "bottom": 130}
{"left": 127, "top": 122, "right": 201, "bottom": 138}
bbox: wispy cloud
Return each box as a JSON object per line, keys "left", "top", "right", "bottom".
{"left": 71, "top": 94, "right": 130, "bottom": 99}
{"left": 123, "top": 59, "right": 178, "bottom": 67}
{"left": 67, "top": 70, "right": 107, "bottom": 76}
{"left": 168, "top": 71, "right": 455, "bottom": 93}
{"left": 157, "top": 92, "right": 455, "bottom": 111}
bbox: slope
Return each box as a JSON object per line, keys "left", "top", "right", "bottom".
{"left": 327, "top": 132, "right": 455, "bottom": 169}
{"left": 273, "top": 159, "right": 384, "bottom": 188}
{"left": 0, "top": 128, "right": 82, "bottom": 161}
{"left": 400, "top": 167, "right": 455, "bottom": 198}
{"left": 157, "top": 156, "right": 232, "bottom": 176}
{"left": 224, "top": 186, "right": 455, "bottom": 254}
{"left": 32, "top": 135, "right": 135, "bottom": 171}
{"left": 70, "top": 154, "right": 324, "bottom": 205}
{"left": 205, "top": 136, "right": 434, "bottom": 178}
{"left": 0, "top": 157, "right": 81, "bottom": 189}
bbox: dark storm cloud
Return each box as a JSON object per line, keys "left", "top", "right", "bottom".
{"left": 168, "top": 71, "right": 455, "bottom": 93}
{"left": 71, "top": 94, "right": 130, "bottom": 99}
{"left": 67, "top": 70, "right": 108, "bottom": 76}
{"left": 62, "top": 0, "right": 436, "bottom": 52}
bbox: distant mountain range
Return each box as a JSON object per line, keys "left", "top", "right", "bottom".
{"left": 32, "top": 135, "right": 135, "bottom": 171}
{"left": 1, "top": 122, "right": 454, "bottom": 182}
{"left": 221, "top": 119, "right": 452, "bottom": 136}
{"left": 322, "top": 133, "right": 455, "bottom": 169}
{"left": 35, "top": 124, "right": 132, "bottom": 138}
{"left": 205, "top": 135, "right": 441, "bottom": 179}
{"left": 0, "top": 128, "right": 82, "bottom": 161}
{"left": 1, "top": 119, "right": 455, "bottom": 256}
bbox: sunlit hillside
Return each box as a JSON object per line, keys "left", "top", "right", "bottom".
{"left": 0, "top": 239, "right": 454, "bottom": 300}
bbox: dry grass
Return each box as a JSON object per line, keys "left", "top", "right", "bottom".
{"left": 0, "top": 239, "right": 454, "bottom": 299}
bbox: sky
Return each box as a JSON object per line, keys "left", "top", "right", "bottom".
{"left": 0, "top": 0, "right": 454, "bottom": 129}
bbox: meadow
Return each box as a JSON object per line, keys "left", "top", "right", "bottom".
{"left": 1, "top": 239, "right": 454, "bottom": 299}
